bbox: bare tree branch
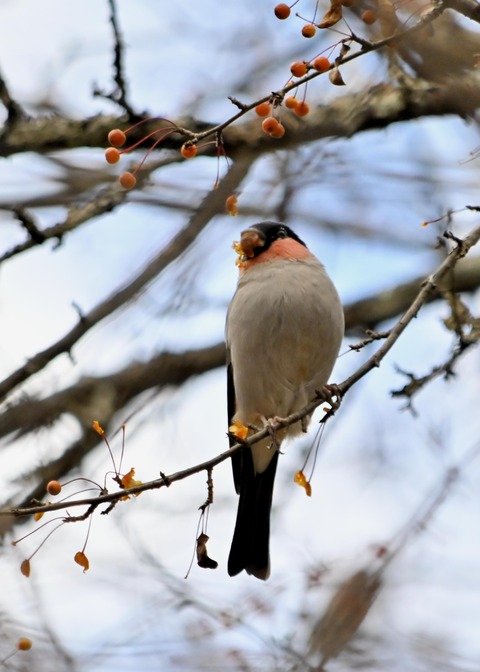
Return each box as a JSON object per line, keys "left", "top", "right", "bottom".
{"left": 443, "top": 0, "right": 480, "bottom": 22}
{"left": 0, "top": 344, "right": 225, "bottom": 440}
{"left": 93, "top": 0, "right": 136, "bottom": 117}
{"left": 340, "top": 225, "right": 480, "bottom": 394}
{"left": 0, "top": 67, "right": 25, "bottom": 124}
{"left": 0, "top": 155, "right": 254, "bottom": 403}
{"left": 1, "top": 183, "right": 129, "bottom": 262}
{"left": 344, "top": 253, "right": 480, "bottom": 331}
{"left": 0, "top": 72, "right": 478, "bottom": 159}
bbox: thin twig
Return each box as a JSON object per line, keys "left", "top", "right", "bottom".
{"left": 2, "top": 181, "right": 129, "bottom": 262}
{"left": 0, "top": 67, "right": 25, "bottom": 123}
{"left": 391, "top": 339, "right": 472, "bottom": 407}
{"left": 93, "top": 0, "right": 136, "bottom": 117}
{"left": 339, "top": 225, "right": 480, "bottom": 396}
{"left": 11, "top": 207, "right": 45, "bottom": 244}
{"left": 348, "top": 330, "right": 390, "bottom": 352}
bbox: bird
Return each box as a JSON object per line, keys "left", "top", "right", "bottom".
{"left": 225, "top": 221, "right": 344, "bottom": 580}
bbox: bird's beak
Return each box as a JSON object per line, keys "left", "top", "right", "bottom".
{"left": 240, "top": 228, "right": 265, "bottom": 258}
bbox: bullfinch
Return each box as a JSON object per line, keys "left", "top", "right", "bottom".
{"left": 226, "top": 222, "right": 344, "bottom": 580}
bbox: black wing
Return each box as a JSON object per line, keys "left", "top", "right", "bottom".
{"left": 227, "top": 359, "right": 243, "bottom": 494}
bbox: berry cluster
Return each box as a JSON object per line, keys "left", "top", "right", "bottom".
{"left": 105, "top": 119, "right": 205, "bottom": 190}
{"left": 103, "top": 1, "right": 369, "bottom": 209}
{"left": 255, "top": 104, "right": 286, "bottom": 138}
{"left": 274, "top": 0, "right": 379, "bottom": 33}
{"left": 252, "top": 49, "right": 333, "bottom": 138}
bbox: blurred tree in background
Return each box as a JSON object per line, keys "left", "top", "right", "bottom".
{"left": 0, "top": 0, "right": 480, "bottom": 670}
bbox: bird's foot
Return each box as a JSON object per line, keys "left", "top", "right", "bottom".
{"left": 259, "top": 414, "right": 287, "bottom": 447}
{"left": 315, "top": 383, "right": 342, "bottom": 411}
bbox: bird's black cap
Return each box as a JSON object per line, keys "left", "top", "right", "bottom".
{"left": 242, "top": 222, "right": 306, "bottom": 258}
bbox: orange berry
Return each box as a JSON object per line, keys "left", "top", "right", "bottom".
{"left": 313, "top": 56, "right": 331, "bottom": 73}
{"left": 262, "top": 116, "right": 280, "bottom": 135}
{"left": 17, "top": 638, "right": 32, "bottom": 651}
{"left": 294, "top": 101, "right": 310, "bottom": 117}
{"left": 47, "top": 480, "right": 62, "bottom": 496}
{"left": 361, "top": 9, "right": 377, "bottom": 23}
{"left": 107, "top": 128, "right": 126, "bottom": 148}
{"left": 105, "top": 147, "right": 121, "bottom": 164}
{"left": 119, "top": 172, "right": 137, "bottom": 189}
{"left": 269, "top": 122, "right": 286, "bottom": 138}
{"left": 290, "top": 61, "right": 308, "bottom": 78}
{"left": 285, "top": 96, "right": 298, "bottom": 110}
{"left": 302, "top": 24, "right": 316, "bottom": 38}
{"left": 20, "top": 559, "right": 31, "bottom": 578}
{"left": 255, "top": 102, "right": 271, "bottom": 117}
{"left": 181, "top": 143, "right": 198, "bottom": 159}
{"left": 274, "top": 3, "right": 291, "bottom": 19}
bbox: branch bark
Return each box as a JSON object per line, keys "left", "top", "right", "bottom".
{"left": 1, "top": 72, "right": 479, "bottom": 160}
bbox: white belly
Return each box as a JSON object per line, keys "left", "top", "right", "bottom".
{"left": 226, "top": 257, "right": 344, "bottom": 472}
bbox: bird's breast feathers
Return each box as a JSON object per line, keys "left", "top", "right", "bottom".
{"left": 226, "top": 257, "right": 344, "bottom": 427}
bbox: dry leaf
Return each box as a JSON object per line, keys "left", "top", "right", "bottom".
{"left": 318, "top": 0, "right": 343, "bottom": 28}
{"left": 120, "top": 467, "right": 142, "bottom": 494}
{"left": 309, "top": 569, "right": 381, "bottom": 664}
{"left": 329, "top": 67, "right": 346, "bottom": 86}
{"left": 92, "top": 420, "right": 105, "bottom": 436}
{"left": 196, "top": 533, "right": 218, "bottom": 570}
{"left": 294, "top": 470, "right": 312, "bottom": 496}
{"left": 74, "top": 551, "right": 90, "bottom": 572}
{"left": 378, "top": 0, "right": 398, "bottom": 38}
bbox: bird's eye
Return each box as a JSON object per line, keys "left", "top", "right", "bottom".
{"left": 277, "top": 227, "right": 288, "bottom": 239}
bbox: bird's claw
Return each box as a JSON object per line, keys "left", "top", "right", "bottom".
{"left": 259, "top": 415, "right": 287, "bottom": 447}
{"left": 316, "top": 383, "right": 342, "bottom": 411}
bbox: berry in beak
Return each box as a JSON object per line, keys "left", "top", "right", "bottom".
{"left": 240, "top": 228, "right": 265, "bottom": 258}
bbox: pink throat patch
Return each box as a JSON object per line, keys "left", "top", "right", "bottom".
{"left": 241, "top": 237, "right": 312, "bottom": 272}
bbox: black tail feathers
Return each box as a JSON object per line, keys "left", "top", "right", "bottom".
{"left": 228, "top": 448, "right": 279, "bottom": 580}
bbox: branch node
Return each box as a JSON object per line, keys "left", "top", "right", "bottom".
{"left": 160, "top": 471, "right": 171, "bottom": 487}
{"left": 72, "top": 301, "right": 86, "bottom": 323}
{"left": 12, "top": 208, "right": 45, "bottom": 244}
{"left": 228, "top": 96, "right": 248, "bottom": 111}
{"left": 94, "top": 0, "right": 137, "bottom": 118}
{"left": 443, "top": 229, "right": 467, "bottom": 255}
